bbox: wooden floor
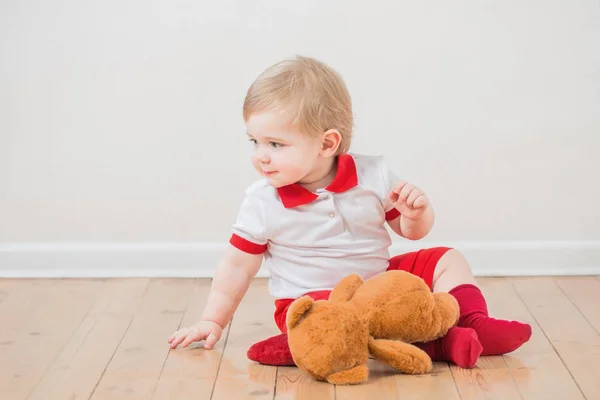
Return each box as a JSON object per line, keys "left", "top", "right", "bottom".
{"left": 1, "top": 277, "right": 600, "bottom": 399}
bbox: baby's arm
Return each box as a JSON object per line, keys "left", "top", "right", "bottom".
{"left": 387, "top": 204, "right": 435, "bottom": 240}
{"left": 168, "top": 244, "right": 263, "bottom": 349}
{"left": 387, "top": 181, "right": 435, "bottom": 240}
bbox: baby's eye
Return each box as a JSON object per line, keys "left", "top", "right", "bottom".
{"left": 248, "top": 138, "right": 258, "bottom": 145}
{"left": 270, "top": 142, "right": 283, "bottom": 148}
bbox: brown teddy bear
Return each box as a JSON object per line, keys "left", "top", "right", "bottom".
{"left": 286, "top": 270, "right": 459, "bottom": 384}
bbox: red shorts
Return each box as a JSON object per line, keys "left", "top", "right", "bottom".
{"left": 273, "top": 246, "right": 452, "bottom": 333}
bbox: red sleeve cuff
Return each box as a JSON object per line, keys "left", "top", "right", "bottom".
{"left": 385, "top": 207, "right": 400, "bottom": 221}
{"left": 229, "top": 234, "right": 267, "bottom": 254}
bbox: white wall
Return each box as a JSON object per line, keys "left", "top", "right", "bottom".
{"left": 1, "top": 1, "right": 599, "bottom": 277}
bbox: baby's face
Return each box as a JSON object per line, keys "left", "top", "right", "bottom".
{"left": 246, "top": 110, "right": 322, "bottom": 188}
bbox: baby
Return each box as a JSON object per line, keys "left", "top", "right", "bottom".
{"left": 168, "top": 56, "right": 532, "bottom": 368}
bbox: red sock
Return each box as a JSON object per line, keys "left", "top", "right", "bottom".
{"left": 247, "top": 333, "right": 295, "bottom": 366}
{"left": 450, "top": 284, "right": 532, "bottom": 356}
{"left": 414, "top": 327, "right": 482, "bottom": 368}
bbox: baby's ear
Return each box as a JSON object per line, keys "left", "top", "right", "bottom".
{"left": 286, "top": 296, "right": 314, "bottom": 330}
{"left": 330, "top": 274, "right": 364, "bottom": 303}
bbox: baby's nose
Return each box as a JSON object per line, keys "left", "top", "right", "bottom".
{"left": 256, "top": 149, "right": 270, "bottom": 163}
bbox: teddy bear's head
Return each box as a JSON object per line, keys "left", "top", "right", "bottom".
{"left": 286, "top": 292, "right": 369, "bottom": 381}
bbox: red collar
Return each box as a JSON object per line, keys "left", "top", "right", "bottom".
{"left": 277, "top": 153, "right": 358, "bottom": 208}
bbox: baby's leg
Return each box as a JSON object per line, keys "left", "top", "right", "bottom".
{"left": 247, "top": 331, "right": 295, "bottom": 366}
{"left": 431, "top": 249, "right": 477, "bottom": 292}
{"left": 414, "top": 326, "right": 481, "bottom": 368}
{"left": 432, "top": 249, "right": 532, "bottom": 356}
{"left": 388, "top": 248, "right": 481, "bottom": 367}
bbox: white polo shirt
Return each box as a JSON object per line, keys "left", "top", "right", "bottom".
{"left": 229, "top": 153, "right": 401, "bottom": 299}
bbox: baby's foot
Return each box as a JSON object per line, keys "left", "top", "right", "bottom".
{"left": 415, "top": 326, "right": 482, "bottom": 368}
{"left": 450, "top": 284, "right": 533, "bottom": 356}
{"left": 247, "top": 333, "right": 296, "bottom": 366}
{"left": 461, "top": 315, "right": 532, "bottom": 356}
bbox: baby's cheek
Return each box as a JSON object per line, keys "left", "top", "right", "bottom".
{"left": 275, "top": 152, "right": 307, "bottom": 179}
{"left": 251, "top": 159, "right": 261, "bottom": 173}
{"left": 273, "top": 155, "right": 292, "bottom": 171}
{"left": 290, "top": 165, "right": 310, "bottom": 181}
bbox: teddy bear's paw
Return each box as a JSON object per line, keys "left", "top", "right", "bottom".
{"left": 369, "top": 338, "right": 433, "bottom": 375}
{"left": 326, "top": 364, "right": 369, "bottom": 385}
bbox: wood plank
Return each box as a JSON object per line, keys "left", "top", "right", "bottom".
{"left": 0, "top": 278, "right": 17, "bottom": 305}
{"left": 151, "top": 279, "right": 231, "bottom": 400}
{"left": 274, "top": 366, "right": 334, "bottom": 400}
{"left": 0, "top": 286, "right": 6, "bottom": 304}
{"left": 1, "top": 276, "right": 594, "bottom": 399}
{"left": 478, "top": 277, "right": 584, "bottom": 400}
{"left": 0, "top": 279, "right": 55, "bottom": 370}
{"left": 89, "top": 278, "right": 195, "bottom": 400}
{"left": 87, "top": 278, "right": 151, "bottom": 316}
{"left": 513, "top": 277, "right": 600, "bottom": 399}
{"left": 394, "top": 362, "right": 460, "bottom": 400}
{"left": 555, "top": 276, "right": 600, "bottom": 334}
{"left": 211, "top": 278, "right": 279, "bottom": 400}
{"left": 450, "top": 355, "right": 523, "bottom": 400}
{"left": 26, "top": 278, "right": 150, "bottom": 400}
{"left": 335, "top": 359, "right": 399, "bottom": 400}
{"left": 0, "top": 280, "right": 56, "bottom": 345}
{"left": 0, "top": 279, "right": 105, "bottom": 400}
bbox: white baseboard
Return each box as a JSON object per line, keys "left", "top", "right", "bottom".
{"left": 1, "top": 241, "right": 599, "bottom": 278}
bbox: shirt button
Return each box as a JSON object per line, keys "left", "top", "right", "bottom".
{"left": 329, "top": 212, "right": 335, "bottom": 218}
{"left": 322, "top": 194, "right": 329, "bottom": 200}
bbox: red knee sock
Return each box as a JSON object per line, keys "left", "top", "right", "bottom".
{"left": 449, "top": 284, "right": 532, "bottom": 356}
{"left": 415, "top": 326, "right": 482, "bottom": 368}
{"left": 247, "top": 333, "right": 295, "bottom": 366}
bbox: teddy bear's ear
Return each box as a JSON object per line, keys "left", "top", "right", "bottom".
{"left": 329, "top": 273, "right": 364, "bottom": 303}
{"left": 286, "top": 296, "right": 314, "bottom": 330}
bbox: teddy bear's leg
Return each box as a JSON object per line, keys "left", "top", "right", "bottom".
{"left": 329, "top": 273, "right": 363, "bottom": 303}
{"left": 325, "top": 363, "right": 369, "bottom": 385}
{"left": 368, "top": 338, "right": 432, "bottom": 375}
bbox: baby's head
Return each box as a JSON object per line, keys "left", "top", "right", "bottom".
{"left": 243, "top": 56, "right": 353, "bottom": 188}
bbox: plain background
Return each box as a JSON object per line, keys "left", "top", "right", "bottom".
{"left": 1, "top": 1, "right": 599, "bottom": 277}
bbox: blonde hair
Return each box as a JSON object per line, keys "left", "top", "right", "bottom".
{"left": 243, "top": 56, "right": 353, "bottom": 154}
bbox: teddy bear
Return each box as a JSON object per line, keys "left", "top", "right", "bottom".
{"left": 285, "top": 270, "right": 460, "bottom": 384}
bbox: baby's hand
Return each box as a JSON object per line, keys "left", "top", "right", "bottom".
{"left": 389, "top": 181, "right": 430, "bottom": 220}
{"left": 168, "top": 320, "right": 223, "bottom": 349}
